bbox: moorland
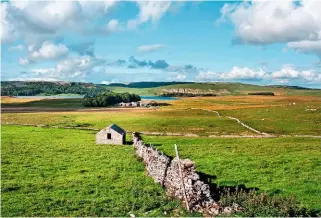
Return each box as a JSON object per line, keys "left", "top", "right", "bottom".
{"left": 1, "top": 81, "right": 321, "bottom": 216}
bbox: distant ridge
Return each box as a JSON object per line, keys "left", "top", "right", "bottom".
{"left": 106, "top": 81, "right": 194, "bottom": 88}
{"left": 267, "top": 85, "right": 320, "bottom": 90}
{"left": 1, "top": 81, "right": 320, "bottom": 97}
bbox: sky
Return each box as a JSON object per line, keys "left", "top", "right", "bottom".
{"left": 1, "top": 0, "right": 321, "bottom": 88}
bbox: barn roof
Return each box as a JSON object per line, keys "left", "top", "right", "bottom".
{"left": 108, "top": 124, "right": 126, "bottom": 134}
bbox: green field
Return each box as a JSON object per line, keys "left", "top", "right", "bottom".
{"left": 2, "top": 125, "right": 321, "bottom": 216}
{"left": 143, "top": 135, "right": 321, "bottom": 211}
{"left": 1, "top": 85, "right": 321, "bottom": 216}
{"left": 1, "top": 125, "right": 186, "bottom": 217}
{"left": 1, "top": 109, "right": 252, "bottom": 136}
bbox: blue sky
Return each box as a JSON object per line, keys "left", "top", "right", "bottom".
{"left": 1, "top": 1, "right": 321, "bottom": 88}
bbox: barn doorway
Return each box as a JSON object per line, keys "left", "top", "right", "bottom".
{"left": 107, "top": 133, "right": 112, "bottom": 139}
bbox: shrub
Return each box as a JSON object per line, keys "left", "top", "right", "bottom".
{"left": 248, "top": 92, "right": 275, "bottom": 96}
{"left": 83, "top": 92, "right": 141, "bottom": 107}
{"left": 218, "top": 187, "right": 318, "bottom": 217}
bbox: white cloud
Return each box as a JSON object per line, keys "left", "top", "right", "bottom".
{"left": 272, "top": 67, "right": 300, "bottom": 79}
{"left": 287, "top": 40, "right": 321, "bottom": 56}
{"left": 29, "top": 41, "right": 69, "bottom": 62}
{"left": 1, "top": 1, "right": 116, "bottom": 44}
{"left": 218, "top": 1, "right": 321, "bottom": 45}
{"left": 127, "top": 1, "right": 172, "bottom": 29}
{"left": 8, "top": 44, "right": 25, "bottom": 52}
{"left": 195, "top": 71, "right": 219, "bottom": 82}
{"left": 137, "top": 44, "right": 166, "bottom": 53}
{"left": 196, "top": 65, "right": 321, "bottom": 83}
{"left": 30, "top": 55, "right": 106, "bottom": 79}
{"left": 272, "top": 66, "right": 321, "bottom": 82}
{"left": 196, "top": 67, "right": 266, "bottom": 81}
{"left": 19, "top": 41, "right": 69, "bottom": 65}
{"left": 220, "top": 67, "right": 266, "bottom": 80}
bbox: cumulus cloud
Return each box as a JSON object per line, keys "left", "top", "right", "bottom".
{"left": 137, "top": 44, "right": 166, "bottom": 53}
{"left": 196, "top": 65, "right": 321, "bottom": 84}
{"left": 272, "top": 65, "right": 321, "bottom": 82}
{"left": 218, "top": 1, "right": 321, "bottom": 56}
{"left": 196, "top": 67, "right": 266, "bottom": 81}
{"left": 218, "top": 1, "right": 321, "bottom": 44}
{"left": 31, "top": 55, "right": 106, "bottom": 79}
{"left": 127, "top": 1, "right": 172, "bottom": 29}
{"left": 287, "top": 40, "right": 321, "bottom": 56}
{"left": 19, "top": 41, "right": 69, "bottom": 65}
{"left": 220, "top": 67, "right": 266, "bottom": 80}
{"left": 1, "top": 1, "right": 116, "bottom": 44}
{"left": 195, "top": 71, "right": 219, "bottom": 82}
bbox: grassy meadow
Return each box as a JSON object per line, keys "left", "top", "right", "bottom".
{"left": 1, "top": 85, "right": 321, "bottom": 216}
{"left": 1, "top": 125, "right": 187, "bottom": 217}
{"left": 143, "top": 135, "right": 321, "bottom": 211}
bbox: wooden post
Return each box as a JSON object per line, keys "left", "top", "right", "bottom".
{"left": 175, "top": 144, "right": 190, "bottom": 212}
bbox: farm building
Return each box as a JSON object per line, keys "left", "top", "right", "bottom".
{"left": 96, "top": 124, "right": 126, "bottom": 145}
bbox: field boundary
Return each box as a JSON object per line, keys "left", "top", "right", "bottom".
{"left": 132, "top": 132, "right": 239, "bottom": 216}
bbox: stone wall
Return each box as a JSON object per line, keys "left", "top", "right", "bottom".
{"left": 132, "top": 132, "right": 238, "bottom": 215}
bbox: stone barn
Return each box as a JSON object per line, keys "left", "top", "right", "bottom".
{"left": 96, "top": 124, "right": 126, "bottom": 145}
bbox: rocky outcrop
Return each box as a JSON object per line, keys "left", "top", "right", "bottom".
{"left": 160, "top": 88, "right": 230, "bottom": 96}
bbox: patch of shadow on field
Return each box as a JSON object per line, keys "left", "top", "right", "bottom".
{"left": 197, "top": 171, "right": 259, "bottom": 201}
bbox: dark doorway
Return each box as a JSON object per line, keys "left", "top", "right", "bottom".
{"left": 107, "top": 133, "right": 112, "bottom": 139}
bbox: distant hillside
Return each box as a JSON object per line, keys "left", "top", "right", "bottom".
{"left": 1, "top": 81, "right": 106, "bottom": 96}
{"left": 108, "top": 82, "right": 321, "bottom": 96}
{"left": 107, "top": 81, "right": 193, "bottom": 88}
{"left": 2, "top": 81, "right": 320, "bottom": 97}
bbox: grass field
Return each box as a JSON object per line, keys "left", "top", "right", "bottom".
{"left": 2, "top": 125, "right": 320, "bottom": 216}
{"left": 1, "top": 125, "right": 187, "bottom": 217}
{"left": 1, "top": 89, "right": 321, "bottom": 216}
{"left": 1, "top": 109, "right": 253, "bottom": 136}
{"left": 143, "top": 135, "right": 321, "bottom": 211}
{"left": 2, "top": 95, "right": 321, "bottom": 136}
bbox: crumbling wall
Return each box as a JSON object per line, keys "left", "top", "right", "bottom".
{"left": 133, "top": 137, "right": 170, "bottom": 185}
{"left": 132, "top": 132, "right": 229, "bottom": 215}
{"left": 164, "top": 158, "right": 214, "bottom": 210}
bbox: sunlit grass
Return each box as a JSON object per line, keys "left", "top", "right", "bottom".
{"left": 1, "top": 125, "right": 186, "bottom": 217}
{"left": 143, "top": 135, "right": 321, "bottom": 211}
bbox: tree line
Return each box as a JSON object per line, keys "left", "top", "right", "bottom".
{"left": 83, "top": 92, "right": 141, "bottom": 107}
{"left": 1, "top": 81, "right": 105, "bottom": 96}
{"left": 160, "top": 92, "right": 216, "bottom": 97}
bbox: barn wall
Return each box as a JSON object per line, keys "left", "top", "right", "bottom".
{"left": 96, "top": 128, "right": 125, "bottom": 145}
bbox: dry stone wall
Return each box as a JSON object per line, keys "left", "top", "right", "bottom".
{"left": 132, "top": 132, "right": 238, "bottom": 215}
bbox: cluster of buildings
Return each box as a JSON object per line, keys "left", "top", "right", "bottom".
{"left": 118, "top": 101, "right": 150, "bottom": 107}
